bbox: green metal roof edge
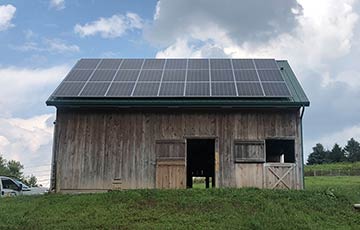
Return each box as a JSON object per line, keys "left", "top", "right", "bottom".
{"left": 277, "top": 60, "right": 310, "bottom": 105}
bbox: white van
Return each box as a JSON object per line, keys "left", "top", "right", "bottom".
{"left": 0, "top": 176, "right": 23, "bottom": 197}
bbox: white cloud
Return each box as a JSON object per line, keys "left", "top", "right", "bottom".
{"left": 11, "top": 39, "right": 80, "bottom": 54}
{"left": 74, "top": 12, "right": 143, "bottom": 38}
{"left": 0, "top": 4, "right": 16, "bottom": 31}
{"left": 50, "top": 0, "right": 65, "bottom": 10}
{"left": 0, "top": 65, "right": 70, "bottom": 117}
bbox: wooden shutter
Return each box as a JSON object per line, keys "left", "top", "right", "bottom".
{"left": 234, "top": 141, "right": 265, "bottom": 163}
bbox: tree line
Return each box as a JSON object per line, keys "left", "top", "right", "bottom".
{"left": 0, "top": 155, "right": 38, "bottom": 187}
{"left": 307, "top": 138, "right": 360, "bottom": 165}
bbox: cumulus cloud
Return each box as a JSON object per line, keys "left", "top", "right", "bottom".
{"left": 0, "top": 65, "right": 70, "bottom": 117}
{"left": 74, "top": 12, "right": 143, "bottom": 38}
{"left": 50, "top": 0, "right": 65, "bottom": 10}
{"left": 146, "top": 0, "right": 301, "bottom": 46}
{"left": 11, "top": 38, "right": 80, "bottom": 54}
{"left": 0, "top": 4, "right": 16, "bottom": 31}
{"left": 151, "top": 0, "right": 360, "bottom": 158}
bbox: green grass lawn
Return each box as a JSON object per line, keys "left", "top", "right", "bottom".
{"left": 304, "top": 162, "right": 360, "bottom": 172}
{"left": 0, "top": 177, "right": 359, "bottom": 229}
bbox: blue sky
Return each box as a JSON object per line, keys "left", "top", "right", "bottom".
{"left": 0, "top": 0, "right": 360, "bottom": 186}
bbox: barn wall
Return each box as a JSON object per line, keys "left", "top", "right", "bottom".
{"left": 53, "top": 108, "right": 302, "bottom": 192}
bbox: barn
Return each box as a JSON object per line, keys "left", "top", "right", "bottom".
{"left": 46, "top": 58, "right": 309, "bottom": 193}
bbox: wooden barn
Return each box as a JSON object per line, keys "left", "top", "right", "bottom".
{"left": 46, "top": 58, "right": 309, "bottom": 193}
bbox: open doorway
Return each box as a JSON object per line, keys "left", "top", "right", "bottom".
{"left": 186, "top": 139, "right": 215, "bottom": 188}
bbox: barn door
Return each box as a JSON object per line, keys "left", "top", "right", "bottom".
{"left": 155, "top": 140, "right": 186, "bottom": 189}
{"left": 264, "top": 163, "right": 296, "bottom": 189}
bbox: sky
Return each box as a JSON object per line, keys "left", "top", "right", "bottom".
{"left": 0, "top": 0, "right": 359, "bottom": 187}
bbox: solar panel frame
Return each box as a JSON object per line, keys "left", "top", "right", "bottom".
{"left": 188, "top": 59, "right": 209, "bottom": 69}
{"left": 51, "top": 58, "right": 294, "bottom": 99}
{"left": 165, "top": 59, "right": 187, "bottom": 69}
{"left": 234, "top": 70, "right": 259, "bottom": 82}
{"left": 211, "top": 69, "right": 234, "bottom": 82}
{"left": 89, "top": 70, "right": 117, "bottom": 82}
{"left": 52, "top": 82, "right": 86, "bottom": 97}
{"left": 133, "top": 82, "right": 160, "bottom": 96}
{"left": 210, "top": 59, "right": 232, "bottom": 69}
{"left": 97, "top": 59, "right": 122, "bottom": 70}
{"left": 80, "top": 82, "right": 110, "bottom": 96}
{"left": 185, "top": 82, "right": 210, "bottom": 96}
{"left": 114, "top": 70, "right": 140, "bottom": 82}
{"left": 159, "top": 82, "right": 185, "bottom": 96}
{"left": 211, "top": 82, "right": 237, "bottom": 96}
{"left": 142, "top": 59, "right": 165, "bottom": 70}
{"left": 232, "top": 59, "right": 255, "bottom": 69}
{"left": 187, "top": 70, "right": 210, "bottom": 82}
{"left": 74, "top": 59, "right": 101, "bottom": 69}
{"left": 106, "top": 82, "right": 135, "bottom": 97}
{"left": 63, "top": 69, "right": 94, "bottom": 82}
{"left": 262, "top": 82, "right": 291, "bottom": 97}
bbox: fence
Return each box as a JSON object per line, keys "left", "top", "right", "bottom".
{"left": 305, "top": 169, "right": 360, "bottom": 177}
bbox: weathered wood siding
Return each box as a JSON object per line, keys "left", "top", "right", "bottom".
{"left": 53, "top": 108, "right": 303, "bottom": 192}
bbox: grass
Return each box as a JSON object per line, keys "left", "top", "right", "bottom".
{"left": 0, "top": 177, "right": 359, "bottom": 229}
{"left": 304, "top": 162, "right": 360, "bottom": 172}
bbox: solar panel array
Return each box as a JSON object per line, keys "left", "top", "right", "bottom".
{"left": 51, "top": 58, "right": 292, "bottom": 98}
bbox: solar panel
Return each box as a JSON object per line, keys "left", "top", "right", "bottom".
{"left": 234, "top": 70, "right": 259, "bottom": 81}
{"left": 64, "top": 70, "right": 93, "bottom": 81}
{"left": 165, "top": 59, "right": 187, "bottom": 69}
{"left": 97, "top": 59, "right": 122, "bottom": 69}
{"left": 210, "top": 59, "right": 232, "bottom": 69}
{"left": 114, "top": 70, "right": 139, "bottom": 81}
{"left": 211, "top": 69, "right": 234, "bottom": 82}
{"left": 106, "top": 82, "right": 135, "bottom": 96}
{"left": 187, "top": 70, "right": 209, "bottom": 81}
{"left": 262, "top": 82, "right": 291, "bottom": 97}
{"left": 80, "top": 82, "right": 110, "bottom": 96}
{"left": 53, "top": 82, "right": 85, "bottom": 96}
{"left": 74, "top": 59, "right": 100, "bottom": 69}
{"left": 211, "top": 83, "right": 237, "bottom": 96}
{"left": 133, "top": 82, "right": 160, "bottom": 96}
{"left": 138, "top": 70, "right": 163, "bottom": 82}
{"left": 143, "top": 59, "right": 165, "bottom": 69}
{"left": 188, "top": 59, "right": 209, "bottom": 69}
{"left": 232, "top": 59, "right": 255, "bottom": 69}
{"left": 162, "top": 70, "right": 186, "bottom": 81}
{"left": 89, "top": 70, "right": 117, "bottom": 81}
{"left": 258, "top": 69, "right": 284, "bottom": 81}
{"left": 159, "top": 83, "right": 184, "bottom": 96}
{"left": 51, "top": 58, "right": 293, "bottom": 99}
{"left": 185, "top": 83, "right": 210, "bottom": 96}
{"left": 237, "top": 82, "right": 264, "bottom": 96}
{"left": 120, "top": 59, "right": 144, "bottom": 69}
{"left": 254, "top": 59, "right": 278, "bottom": 69}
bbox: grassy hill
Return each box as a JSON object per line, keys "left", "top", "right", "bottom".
{"left": 0, "top": 177, "right": 359, "bottom": 229}
{"left": 305, "top": 162, "right": 360, "bottom": 172}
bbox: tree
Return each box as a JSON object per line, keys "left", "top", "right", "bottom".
{"left": 24, "top": 175, "right": 38, "bottom": 187}
{"left": 328, "top": 143, "right": 346, "bottom": 163}
{"left": 7, "top": 160, "right": 24, "bottom": 179}
{"left": 307, "top": 143, "right": 328, "bottom": 165}
{"left": 344, "top": 138, "right": 360, "bottom": 162}
{"left": 0, "top": 154, "right": 38, "bottom": 186}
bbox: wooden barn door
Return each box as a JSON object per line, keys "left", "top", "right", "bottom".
{"left": 264, "top": 163, "right": 296, "bottom": 189}
{"left": 155, "top": 140, "right": 186, "bottom": 189}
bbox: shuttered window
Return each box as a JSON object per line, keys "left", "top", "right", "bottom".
{"left": 234, "top": 141, "right": 265, "bottom": 163}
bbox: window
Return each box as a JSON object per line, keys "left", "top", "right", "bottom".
{"left": 1, "top": 179, "right": 19, "bottom": 190}
{"left": 234, "top": 141, "right": 265, "bottom": 163}
{"left": 265, "top": 139, "right": 295, "bottom": 163}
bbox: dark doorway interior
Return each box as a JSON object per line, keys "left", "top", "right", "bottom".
{"left": 266, "top": 139, "right": 295, "bottom": 163}
{"left": 186, "top": 139, "right": 215, "bottom": 188}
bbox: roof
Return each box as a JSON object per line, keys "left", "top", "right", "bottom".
{"left": 46, "top": 59, "right": 309, "bottom": 108}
